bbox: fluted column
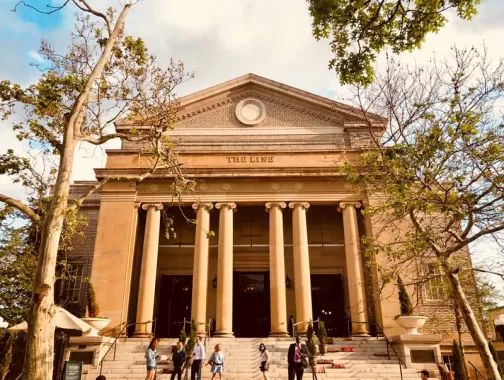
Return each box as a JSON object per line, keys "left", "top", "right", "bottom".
{"left": 191, "top": 202, "right": 213, "bottom": 335}
{"left": 288, "top": 202, "right": 313, "bottom": 334}
{"left": 135, "top": 203, "right": 163, "bottom": 336}
{"left": 214, "top": 202, "right": 236, "bottom": 337}
{"left": 266, "top": 202, "right": 289, "bottom": 337}
{"left": 339, "top": 201, "right": 369, "bottom": 336}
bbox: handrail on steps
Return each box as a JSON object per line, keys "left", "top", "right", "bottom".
{"left": 468, "top": 360, "right": 488, "bottom": 380}
{"left": 98, "top": 319, "right": 157, "bottom": 376}
{"left": 182, "top": 317, "right": 212, "bottom": 347}
{"left": 291, "top": 319, "right": 320, "bottom": 337}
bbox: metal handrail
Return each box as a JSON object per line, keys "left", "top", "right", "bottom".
{"left": 182, "top": 317, "right": 212, "bottom": 345}
{"left": 349, "top": 320, "right": 404, "bottom": 380}
{"left": 468, "top": 360, "right": 488, "bottom": 380}
{"left": 292, "top": 319, "right": 320, "bottom": 338}
{"left": 99, "top": 319, "right": 156, "bottom": 376}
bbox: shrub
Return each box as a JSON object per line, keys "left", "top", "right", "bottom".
{"left": 306, "top": 321, "right": 317, "bottom": 366}
{"left": 185, "top": 318, "right": 197, "bottom": 356}
{"left": 87, "top": 283, "right": 100, "bottom": 318}
{"left": 397, "top": 276, "right": 413, "bottom": 316}
{"left": 318, "top": 320, "right": 328, "bottom": 344}
{"left": 179, "top": 328, "right": 187, "bottom": 344}
{"left": 452, "top": 340, "right": 468, "bottom": 380}
{"left": 0, "top": 332, "right": 14, "bottom": 379}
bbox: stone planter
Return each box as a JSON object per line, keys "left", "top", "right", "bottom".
{"left": 318, "top": 344, "right": 327, "bottom": 355}
{"left": 394, "top": 315, "right": 428, "bottom": 335}
{"left": 81, "top": 317, "right": 111, "bottom": 332}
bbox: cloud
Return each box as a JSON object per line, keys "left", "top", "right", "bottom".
{"left": 28, "top": 51, "right": 44, "bottom": 63}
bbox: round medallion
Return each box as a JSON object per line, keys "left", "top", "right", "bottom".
{"left": 235, "top": 98, "right": 266, "bottom": 126}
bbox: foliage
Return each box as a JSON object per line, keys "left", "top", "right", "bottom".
{"left": 343, "top": 46, "right": 504, "bottom": 380}
{"left": 0, "top": 332, "right": 14, "bottom": 378}
{"left": 86, "top": 283, "right": 99, "bottom": 318}
{"left": 488, "top": 341, "right": 504, "bottom": 377}
{"left": 397, "top": 276, "right": 413, "bottom": 316}
{"left": 306, "top": 321, "right": 317, "bottom": 366}
{"left": 308, "top": 0, "right": 481, "bottom": 86}
{"left": 452, "top": 339, "right": 469, "bottom": 380}
{"left": 179, "top": 328, "right": 187, "bottom": 344}
{"left": 185, "top": 318, "right": 197, "bottom": 357}
{"left": 318, "top": 320, "right": 327, "bottom": 344}
{"left": 0, "top": 2, "right": 194, "bottom": 378}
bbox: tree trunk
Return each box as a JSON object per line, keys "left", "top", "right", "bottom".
{"left": 22, "top": 6, "right": 132, "bottom": 380}
{"left": 23, "top": 138, "right": 76, "bottom": 380}
{"left": 447, "top": 270, "right": 500, "bottom": 380}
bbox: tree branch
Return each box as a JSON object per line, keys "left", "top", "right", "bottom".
{"left": 0, "top": 194, "right": 41, "bottom": 225}
{"left": 80, "top": 132, "right": 148, "bottom": 145}
{"left": 71, "top": 0, "right": 112, "bottom": 36}
{"left": 12, "top": 0, "right": 71, "bottom": 14}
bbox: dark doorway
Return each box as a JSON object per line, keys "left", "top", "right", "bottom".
{"left": 156, "top": 275, "right": 192, "bottom": 337}
{"left": 311, "top": 274, "right": 348, "bottom": 337}
{"left": 233, "top": 272, "right": 270, "bottom": 337}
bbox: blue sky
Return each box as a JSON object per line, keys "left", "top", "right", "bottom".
{"left": 0, "top": 0, "right": 504, "bottom": 305}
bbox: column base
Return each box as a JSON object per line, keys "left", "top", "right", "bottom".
{"left": 213, "top": 331, "right": 234, "bottom": 338}
{"left": 351, "top": 332, "right": 370, "bottom": 337}
{"left": 269, "top": 331, "right": 289, "bottom": 337}
{"left": 132, "top": 332, "right": 153, "bottom": 338}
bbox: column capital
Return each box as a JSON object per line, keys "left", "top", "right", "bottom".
{"left": 288, "top": 202, "right": 310, "bottom": 210}
{"left": 338, "top": 201, "right": 362, "bottom": 211}
{"left": 215, "top": 202, "right": 237, "bottom": 211}
{"left": 141, "top": 203, "right": 164, "bottom": 211}
{"left": 265, "top": 202, "right": 287, "bottom": 211}
{"left": 192, "top": 202, "right": 214, "bottom": 211}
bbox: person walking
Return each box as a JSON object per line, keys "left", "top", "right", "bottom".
{"left": 170, "top": 341, "right": 186, "bottom": 380}
{"left": 287, "top": 336, "right": 308, "bottom": 380}
{"left": 191, "top": 336, "right": 206, "bottom": 380}
{"left": 145, "top": 338, "right": 159, "bottom": 380}
{"left": 207, "top": 344, "right": 225, "bottom": 380}
{"left": 259, "top": 343, "right": 270, "bottom": 380}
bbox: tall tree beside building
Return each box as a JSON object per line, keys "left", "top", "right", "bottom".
{"left": 343, "top": 47, "right": 504, "bottom": 380}
{"left": 307, "top": 0, "right": 481, "bottom": 85}
{"left": 0, "top": 1, "right": 194, "bottom": 379}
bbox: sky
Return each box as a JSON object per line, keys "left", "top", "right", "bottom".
{"left": 0, "top": 0, "right": 503, "bottom": 301}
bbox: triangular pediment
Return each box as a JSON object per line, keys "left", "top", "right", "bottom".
{"left": 116, "top": 73, "right": 385, "bottom": 130}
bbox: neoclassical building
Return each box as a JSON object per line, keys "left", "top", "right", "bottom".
{"left": 67, "top": 74, "right": 462, "bottom": 341}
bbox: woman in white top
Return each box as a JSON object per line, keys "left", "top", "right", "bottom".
{"left": 259, "top": 343, "right": 269, "bottom": 380}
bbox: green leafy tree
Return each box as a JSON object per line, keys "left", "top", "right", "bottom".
{"left": 86, "top": 283, "right": 100, "bottom": 318}
{"left": 308, "top": 0, "right": 481, "bottom": 85}
{"left": 343, "top": 46, "right": 504, "bottom": 379}
{"left": 452, "top": 339, "right": 469, "bottom": 380}
{"left": 1, "top": 2, "right": 194, "bottom": 379}
{"left": 0, "top": 331, "right": 14, "bottom": 380}
{"left": 306, "top": 321, "right": 317, "bottom": 366}
{"left": 318, "top": 320, "right": 328, "bottom": 344}
{"left": 179, "top": 328, "right": 187, "bottom": 344}
{"left": 397, "top": 276, "right": 413, "bottom": 316}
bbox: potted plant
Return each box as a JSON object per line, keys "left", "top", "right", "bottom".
{"left": 81, "top": 283, "right": 111, "bottom": 332}
{"left": 306, "top": 321, "right": 318, "bottom": 367}
{"left": 184, "top": 318, "right": 197, "bottom": 369}
{"left": 317, "top": 320, "right": 328, "bottom": 355}
{"left": 393, "top": 276, "right": 427, "bottom": 335}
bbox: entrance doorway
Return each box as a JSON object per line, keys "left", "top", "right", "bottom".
{"left": 233, "top": 272, "right": 270, "bottom": 337}
{"left": 156, "top": 275, "right": 192, "bottom": 338}
{"left": 311, "top": 274, "right": 348, "bottom": 337}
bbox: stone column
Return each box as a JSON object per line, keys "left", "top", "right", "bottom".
{"left": 266, "top": 202, "right": 289, "bottom": 337}
{"left": 339, "top": 201, "right": 369, "bottom": 336}
{"left": 135, "top": 203, "right": 163, "bottom": 336}
{"left": 191, "top": 203, "right": 213, "bottom": 335}
{"left": 288, "top": 202, "right": 313, "bottom": 334}
{"left": 214, "top": 202, "right": 236, "bottom": 337}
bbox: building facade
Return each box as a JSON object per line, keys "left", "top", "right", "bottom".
{"left": 67, "top": 74, "right": 465, "bottom": 341}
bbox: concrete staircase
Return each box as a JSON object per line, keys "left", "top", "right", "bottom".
{"left": 85, "top": 337, "right": 423, "bottom": 380}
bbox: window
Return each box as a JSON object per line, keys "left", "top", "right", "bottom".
{"left": 59, "top": 263, "right": 85, "bottom": 304}
{"left": 424, "top": 263, "right": 445, "bottom": 301}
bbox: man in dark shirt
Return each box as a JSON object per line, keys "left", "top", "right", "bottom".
{"left": 287, "top": 336, "right": 309, "bottom": 380}
{"left": 171, "top": 341, "right": 187, "bottom": 380}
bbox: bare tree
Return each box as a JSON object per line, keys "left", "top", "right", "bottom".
{"left": 344, "top": 47, "right": 504, "bottom": 380}
{"left": 0, "top": 2, "right": 193, "bottom": 379}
